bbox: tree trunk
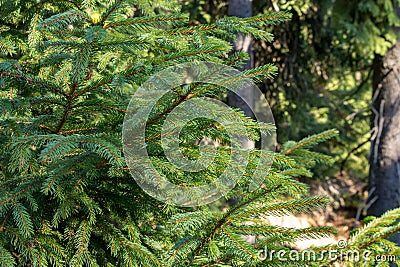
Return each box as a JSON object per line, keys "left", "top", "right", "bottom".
{"left": 369, "top": 39, "right": 400, "bottom": 244}
{"left": 228, "top": 0, "right": 254, "bottom": 150}
{"left": 226, "top": 2, "right": 254, "bottom": 243}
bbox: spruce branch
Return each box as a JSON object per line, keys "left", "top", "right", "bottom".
{"left": 39, "top": 9, "right": 92, "bottom": 31}
{"left": 99, "top": 0, "right": 126, "bottom": 25}
{"left": 187, "top": 185, "right": 282, "bottom": 264}
{"left": 282, "top": 129, "right": 339, "bottom": 156}
{"left": 0, "top": 70, "right": 70, "bottom": 98}
{"left": 104, "top": 14, "right": 188, "bottom": 29}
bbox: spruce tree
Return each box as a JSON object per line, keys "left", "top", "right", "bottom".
{"left": 0, "top": 1, "right": 400, "bottom": 266}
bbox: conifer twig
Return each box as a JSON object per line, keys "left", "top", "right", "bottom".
{"left": 189, "top": 184, "right": 282, "bottom": 264}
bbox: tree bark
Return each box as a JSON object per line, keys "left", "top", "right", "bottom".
{"left": 228, "top": 0, "right": 254, "bottom": 150}
{"left": 369, "top": 39, "right": 400, "bottom": 244}
{"left": 226, "top": 2, "right": 254, "bottom": 242}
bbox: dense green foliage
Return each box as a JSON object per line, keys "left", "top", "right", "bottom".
{"left": 1, "top": 0, "right": 400, "bottom": 266}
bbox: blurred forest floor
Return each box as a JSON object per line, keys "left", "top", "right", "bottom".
{"left": 270, "top": 172, "right": 366, "bottom": 248}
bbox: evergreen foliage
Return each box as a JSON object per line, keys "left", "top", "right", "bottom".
{"left": 0, "top": 1, "right": 399, "bottom": 266}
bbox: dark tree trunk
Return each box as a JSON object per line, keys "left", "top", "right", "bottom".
{"left": 369, "top": 39, "right": 400, "bottom": 244}
{"left": 228, "top": 0, "right": 254, "bottom": 150}
{"left": 228, "top": 0, "right": 252, "bottom": 70}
